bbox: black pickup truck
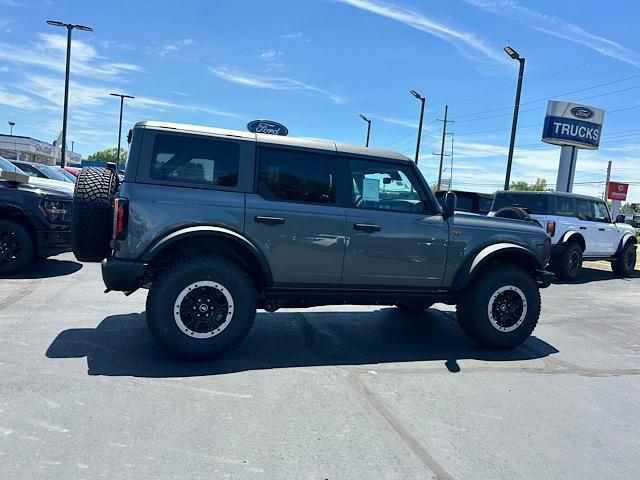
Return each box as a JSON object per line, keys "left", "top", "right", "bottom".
{"left": 0, "top": 156, "right": 73, "bottom": 274}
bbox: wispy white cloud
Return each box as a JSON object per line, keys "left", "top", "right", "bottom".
{"left": 464, "top": 0, "right": 640, "bottom": 68}
{"left": 209, "top": 65, "right": 345, "bottom": 103}
{"left": 0, "top": 33, "right": 143, "bottom": 80}
{"left": 0, "top": 87, "right": 40, "bottom": 110}
{"left": 280, "top": 31, "right": 311, "bottom": 42}
{"left": 157, "top": 38, "right": 195, "bottom": 57}
{"left": 335, "top": 0, "right": 507, "bottom": 64}
{"left": 372, "top": 115, "right": 418, "bottom": 128}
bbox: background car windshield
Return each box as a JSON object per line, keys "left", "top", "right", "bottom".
{"left": 0, "top": 156, "right": 26, "bottom": 174}
{"left": 492, "top": 192, "right": 549, "bottom": 214}
{"left": 40, "top": 165, "right": 72, "bottom": 182}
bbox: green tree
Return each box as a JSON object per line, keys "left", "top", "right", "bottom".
{"left": 621, "top": 203, "right": 640, "bottom": 214}
{"left": 87, "top": 147, "right": 127, "bottom": 164}
{"left": 510, "top": 178, "right": 549, "bottom": 191}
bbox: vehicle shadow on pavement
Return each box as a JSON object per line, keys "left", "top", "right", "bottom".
{"left": 552, "top": 266, "right": 640, "bottom": 285}
{"left": 46, "top": 307, "right": 558, "bottom": 378}
{"left": 0, "top": 258, "right": 82, "bottom": 280}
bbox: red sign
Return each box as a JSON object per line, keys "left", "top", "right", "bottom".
{"left": 607, "top": 181, "right": 629, "bottom": 201}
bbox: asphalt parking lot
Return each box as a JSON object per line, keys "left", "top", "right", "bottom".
{"left": 1, "top": 253, "right": 639, "bottom": 480}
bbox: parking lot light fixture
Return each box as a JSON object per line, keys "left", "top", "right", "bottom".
{"left": 46, "top": 20, "right": 93, "bottom": 168}
{"left": 358, "top": 114, "right": 371, "bottom": 147}
{"left": 110, "top": 93, "right": 135, "bottom": 170}
{"left": 410, "top": 90, "right": 426, "bottom": 164}
{"left": 8, "top": 121, "right": 15, "bottom": 135}
{"left": 504, "top": 45, "right": 525, "bottom": 190}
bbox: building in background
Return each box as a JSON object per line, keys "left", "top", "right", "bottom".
{"left": 0, "top": 134, "right": 82, "bottom": 166}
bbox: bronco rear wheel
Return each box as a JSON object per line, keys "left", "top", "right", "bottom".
{"left": 72, "top": 167, "right": 118, "bottom": 262}
{"left": 146, "top": 256, "right": 256, "bottom": 360}
{"left": 456, "top": 265, "right": 540, "bottom": 349}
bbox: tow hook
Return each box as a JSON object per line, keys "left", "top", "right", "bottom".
{"left": 535, "top": 269, "right": 554, "bottom": 288}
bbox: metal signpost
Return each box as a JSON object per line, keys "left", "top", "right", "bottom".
{"left": 541, "top": 101, "right": 605, "bottom": 192}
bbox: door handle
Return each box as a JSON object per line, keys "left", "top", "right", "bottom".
{"left": 354, "top": 223, "right": 381, "bottom": 232}
{"left": 598, "top": 228, "right": 605, "bottom": 231}
{"left": 255, "top": 216, "right": 285, "bottom": 225}
{"left": 579, "top": 226, "right": 587, "bottom": 230}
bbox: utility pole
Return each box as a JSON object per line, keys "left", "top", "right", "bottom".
{"left": 450, "top": 135, "right": 454, "bottom": 191}
{"left": 604, "top": 160, "right": 612, "bottom": 200}
{"left": 504, "top": 46, "right": 526, "bottom": 190}
{"left": 436, "top": 105, "right": 453, "bottom": 191}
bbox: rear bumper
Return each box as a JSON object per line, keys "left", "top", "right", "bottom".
{"left": 535, "top": 269, "right": 555, "bottom": 288}
{"left": 101, "top": 257, "right": 146, "bottom": 292}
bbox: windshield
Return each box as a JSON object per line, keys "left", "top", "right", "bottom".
{"left": 40, "top": 164, "right": 73, "bottom": 182}
{"left": 492, "top": 192, "right": 549, "bottom": 215}
{"left": 0, "top": 156, "right": 26, "bottom": 174}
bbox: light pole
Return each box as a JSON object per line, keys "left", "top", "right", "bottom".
{"left": 47, "top": 20, "right": 93, "bottom": 168}
{"left": 504, "top": 46, "right": 525, "bottom": 191}
{"left": 358, "top": 114, "right": 371, "bottom": 147}
{"left": 410, "top": 90, "right": 425, "bottom": 165}
{"left": 110, "top": 93, "right": 135, "bottom": 170}
{"left": 8, "top": 121, "right": 15, "bottom": 135}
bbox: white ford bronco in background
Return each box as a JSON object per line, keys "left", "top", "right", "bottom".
{"left": 490, "top": 191, "right": 637, "bottom": 280}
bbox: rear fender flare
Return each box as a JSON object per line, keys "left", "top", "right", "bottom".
{"left": 143, "top": 226, "right": 273, "bottom": 286}
{"left": 560, "top": 230, "right": 585, "bottom": 250}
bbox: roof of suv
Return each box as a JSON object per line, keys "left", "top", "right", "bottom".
{"left": 135, "top": 120, "right": 411, "bottom": 162}
{"left": 495, "top": 190, "right": 605, "bottom": 203}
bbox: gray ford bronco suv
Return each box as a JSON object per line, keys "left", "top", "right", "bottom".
{"left": 72, "top": 121, "right": 553, "bottom": 359}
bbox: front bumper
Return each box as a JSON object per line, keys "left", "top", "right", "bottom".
{"left": 36, "top": 228, "right": 72, "bottom": 258}
{"left": 535, "top": 269, "right": 554, "bottom": 288}
{"left": 102, "top": 257, "right": 146, "bottom": 292}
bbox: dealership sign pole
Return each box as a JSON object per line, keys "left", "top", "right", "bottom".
{"left": 541, "top": 101, "right": 605, "bottom": 192}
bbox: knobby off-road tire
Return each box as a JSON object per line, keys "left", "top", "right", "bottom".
{"left": 456, "top": 265, "right": 541, "bottom": 349}
{"left": 0, "top": 219, "right": 34, "bottom": 274}
{"left": 553, "top": 241, "right": 583, "bottom": 281}
{"left": 493, "top": 206, "right": 531, "bottom": 221}
{"left": 612, "top": 241, "right": 637, "bottom": 278}
{"left": 146, "top": 256, "right": 257, "bottom": 360}
{"left": 72, "top": 167, "right": 118, "bottom": 262}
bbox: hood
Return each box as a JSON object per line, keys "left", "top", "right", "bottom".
{"left": 617, "top": 222, "right": 637, "bottom": 234}
{"left": 24, "top": 177, "right": 75, "bottom": 196}
{"left": 454, "top": 211, "right": 545, "bottom": 235}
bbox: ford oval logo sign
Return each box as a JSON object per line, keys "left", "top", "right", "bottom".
{"left": 247, "top": 119, "right": 288, "bottom": 136}
{"left": 570, "top": 106, "right": 594, "bottom": 120}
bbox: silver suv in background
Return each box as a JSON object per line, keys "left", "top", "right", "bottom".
{"left": 71, "top": 121, "right": 554, "bottom": 359}
{"left": 490, "top": 191, "right": 637, "bottom": 280}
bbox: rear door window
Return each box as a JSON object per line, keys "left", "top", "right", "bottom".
{"left": 575, "top": 199, "right": 595, "bottom": 221}
{"left": 257, "top": 148, "right": 337, "bottom": 205}
{"left": 554, "top": 197, "right": 576, "bottom": 217}
{"left": 150, "top": 133, "right": 239, "bottom": 187}
{"left": 492, "top": 193, "right": 548, "bottom": 214}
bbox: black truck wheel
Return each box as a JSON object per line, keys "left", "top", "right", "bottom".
{"left": 456, "top": 265, "right": 540, "bottom": 349}
{"left": 146, "top": 256, "right": 257, "bottom": 360}
{"left": 493, "top": 206, "right": 530, "bottom": 221}
{"left": 72, "top": 167, "right": 118, "bottom": 262}
{"left": 0, "top": 219, "right": 34, "bottom": 274}
{"left": 612, "top": 241, "right": 637, "bottom": 277}
{"left": 553, "top": 242, "right": 583, "bottom": 280}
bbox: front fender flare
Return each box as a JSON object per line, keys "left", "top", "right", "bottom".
{"left": 452, "top": 242, "right": 543, "bottom": 291}
{"left": 615, "top": 233, "right": 638, "bottom": 256}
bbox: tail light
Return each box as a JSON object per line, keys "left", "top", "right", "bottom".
{"left": 544, "top": 237, "right": 552, "bottom": 264}
{"left": 113, "top": 198, "right": 129, "bottom": 240}
{"left": 546, "top": 220, "right": 556, "bottom": 237}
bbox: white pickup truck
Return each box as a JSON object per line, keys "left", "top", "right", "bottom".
{"left": 490, "top": 191, "right": 637, "bottom": 280}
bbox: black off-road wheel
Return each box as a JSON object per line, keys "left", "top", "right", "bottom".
{"left": 72, "top": 167, "right": 118, "bottom": 262}
{"left": 612, "top": 241, "right": 637, "bottom": 278}
{"left": 493, "top": 206, "right": 530, "bottom": 221}
{"left": 456, "top": 265, "right": 541, "bottom": 349}
{"left": 553, "top": 242, "right": 582, "bottom": 281}
{"left": 396, "top": 302, "right": 434, "bottom": 313}
{"left": 0, "top": 220, "right": 34, "bottom": 274}
{"left": 146, "top": 256, "right": 257, "bottom": 360}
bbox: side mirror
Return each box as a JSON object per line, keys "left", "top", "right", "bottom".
{"left": 443, "top": 191, "right": 457, "bottom": 217}
{"left": 615, "top": 214, "right": 626, "bottom": 223}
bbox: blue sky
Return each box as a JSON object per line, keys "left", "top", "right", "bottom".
{"left": 1, "top": 0, "right": 639, "bottom": 202}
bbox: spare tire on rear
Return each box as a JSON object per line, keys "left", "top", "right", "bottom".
{"left": 72, "top": 167, "right": 118, "bottom": 262}
{"left": 493, "top": 206, "right": 530, "bottom": 221}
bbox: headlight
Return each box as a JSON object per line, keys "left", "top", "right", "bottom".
{"left": 40, "top": 199, "right": 72, "bottom": 223}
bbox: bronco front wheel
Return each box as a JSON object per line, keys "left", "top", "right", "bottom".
{"left": 146, "top": 256, "right": 256, "bottom": 359}
{"left": 456, "top": 265, "right": 540, "bottom": 349}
